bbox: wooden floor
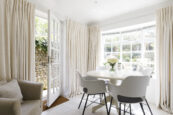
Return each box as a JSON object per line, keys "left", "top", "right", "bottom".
{"left": 43, "top": 96, "right": 69, "bottom": 111}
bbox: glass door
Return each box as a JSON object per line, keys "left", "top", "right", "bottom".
{"left": 47, "top": 10, "right": 61, "bottom": 107}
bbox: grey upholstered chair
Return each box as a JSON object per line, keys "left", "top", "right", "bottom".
{"left": 76, "top": 71, "right": 108, "bottom": 115}
{"left": 0, "top": 80, "right": 43, "bottom": 115}
{"left": 108, "top": 76, "right": 153, "bottom": 115}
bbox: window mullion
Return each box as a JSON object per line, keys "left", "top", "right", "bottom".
{"left": 120, "top": 32, "right": 123, "bottom": 69}
{"left": 141, "top": 28, "right": 144, "bottom": 67}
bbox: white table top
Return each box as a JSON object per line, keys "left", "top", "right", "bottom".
{"left": 86, "top": 70, "right": 143, "bottom": 80}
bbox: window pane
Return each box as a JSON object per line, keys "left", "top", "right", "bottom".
{"left": 112, "top": 34, "right": 120, "bottom": 42}
{"left": 132, "top": 43, "right": 141, "bottom": 51}
{"left": 122, "top": 63, "right": 131, "bottom": 70}
{"left": 145, "top": 42, "right": 154, "bottom": 51}
{"left": 112, "top": 44, "right": 120, "bottom": 52}
{"left": 112, "top": 53, "right": 120, "bottom": 59}
{"left": 104, "top": 53, "right": 111, "bottom": 59}
{"left": 132, "top": 53, "right": 141, "bottom": 62}
{"left": 143, "top": 27, "right": 155, "bottom": 41}
{"left": 144, "top": 52, "right": 154, "bottom": 62}
{"left": 123, "top": 53, "right": 131, "bottom": 62}
{"left": 122, "top": 31, "right": 141, "bottom": 42}
{"left": 104, "top": 44, "right": 111, "bottom": 52}
{"left": 123, "top": 44, "right": 131, "bottom": 52}
{"left": 147, "top": 64, "right": 154, "bottom": 70}
{"left": 104, "top": 37, "right": 112, "bottom": 43}
{"left": 132, "top": 63, "right": 138, "bottom": 71}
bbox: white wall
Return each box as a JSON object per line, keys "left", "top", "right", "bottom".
{"left": 28, "top": 0, "right": 66, "bottom": 21}
{"left": 99, "top": 0, "right": 173, "bottom": 31}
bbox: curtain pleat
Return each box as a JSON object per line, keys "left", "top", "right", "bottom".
{"left": 156, "top": 5, "right": 173, "bottom": 113}
{"left": 65, "top": 19, "right": 88, "bottom": 97}
{"left": 88, "top": 25, "right": 101, "bottom": 71}
{"left": 0, "top": 0, "right": 35, "bottom": 81}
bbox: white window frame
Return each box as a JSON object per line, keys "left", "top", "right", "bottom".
{"left": 102, "top": 24, "right": 156, "bottom": 71}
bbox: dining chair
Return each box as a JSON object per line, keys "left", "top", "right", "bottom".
{"left": 76, "top": 71, "right": 109, "bottom": 115}
{"left": 108, "top": 76, "right": 153, "bottom": 115}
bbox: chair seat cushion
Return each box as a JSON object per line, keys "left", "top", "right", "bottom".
{"left": 21, "top": 100, "right": 41, "bottom": 115}
{"left": 0, "top": 80, "right": 23, "bottom": 102}
{"left": 118, "top": 95, "right": 144, "bottom": 103}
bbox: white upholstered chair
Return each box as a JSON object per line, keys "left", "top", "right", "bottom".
{"left": 108, "top": 76, "right": 153, "bottom": 115}
{"left": 76, "top": 71, "right": 108, "bottom": 115}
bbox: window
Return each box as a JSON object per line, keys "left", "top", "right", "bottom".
{"left": 102, "top": 25, "right": 155, "bottom": 71}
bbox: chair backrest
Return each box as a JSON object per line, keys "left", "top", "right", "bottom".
{"left": 76, "top": 71, "right": 85, "bottom": 88}
{"left": 76, "top": 71, "right": 106, "bottom": 94}
{"left": 119, "top": 76, "right": 150, "bottom": 98}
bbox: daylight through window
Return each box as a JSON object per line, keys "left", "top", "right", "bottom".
{"left": 102, "top": 25, "right": 155, "bottom": 71}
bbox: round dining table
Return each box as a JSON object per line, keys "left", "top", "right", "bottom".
{"left": 86, "top": 70, "right": 144, "bottom": 113}
{"left": 87, "top": 70, "right": 143, "bottom": 84}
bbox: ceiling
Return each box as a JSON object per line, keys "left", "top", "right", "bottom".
{"left": 28, "top": 0, "right": 169, "bottom": 24}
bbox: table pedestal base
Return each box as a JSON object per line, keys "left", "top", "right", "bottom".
{"left": 92, "top": 96, "right": 119, "bottom": 114}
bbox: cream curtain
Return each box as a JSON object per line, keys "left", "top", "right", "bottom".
{"left": 156, "top": 6, "right": 173, "bottom": 113}
{"left": 0, "top": 0, "right": 35, "bottom": 81}
{"left": 88, "top": 25, "right": 101, "bottom": 71}
{"left": 65, "top": 19, "right": 88, "bottom": 97}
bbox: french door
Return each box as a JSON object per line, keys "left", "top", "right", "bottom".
{"left": 47, "top": 10, "right": 61, "bottom": 107}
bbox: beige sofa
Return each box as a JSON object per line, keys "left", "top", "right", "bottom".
{"left": 0, "top": 80, "right": 43, "bottom": 115}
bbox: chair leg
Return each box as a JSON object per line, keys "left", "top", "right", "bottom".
{"left": 82, "top": 94, "right": 89, "bottom": 115}
{"left": 129, "top": 104, "right": 132, "bottom": 115}
{"left": 119, "top": 102, "right": 121, "bottom": 115}
{"left": 145, "top": 99, "right": 153, "bottom": 115}
{"left": 124, "top": 104, "right": 126, "bottom": 115}
{"left": 140, "top": 103, "right": 145, "bottom": 115}
{"left": 78, "top": 93, "right": 85, "bottom": 109}
{"left": 108, "top": 97, "right": 113, "bottom": 115}
{"left": 103, "top": 93, "right": 109, "bottom": 115}
{"left": 100, "top": 94, "right": 102, "bottom": 103}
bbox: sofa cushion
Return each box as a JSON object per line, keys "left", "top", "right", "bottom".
{"left": 21, "top": 100, "right": 41, "bottom": 115}
{"left": 0, "top": 98, "right": 21, "bottom": 115}
{"left": 0, "top": 80, "right": 23, "bottom": 102}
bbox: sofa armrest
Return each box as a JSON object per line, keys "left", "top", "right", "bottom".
{"left": 18, "top": 80, "right": 43, "bottom": 100}
{"left": 0, "top": 98, "right": 21, "bottom": 115}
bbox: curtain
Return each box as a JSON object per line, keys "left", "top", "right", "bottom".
{"left": 65, "top": 19, "right": 88, "bottom": 97}
{"left": 87, "top": 25, "right": 101, "bottom": 71}
{"left": 0, "top": 0, "right": 35, "bottom": 81}
{"left": 156, "top": 5, "right": 173, "bottom": 113}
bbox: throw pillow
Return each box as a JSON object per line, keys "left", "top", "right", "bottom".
{"left": 0, "top": 80, "right": 23, "bottom": 102}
